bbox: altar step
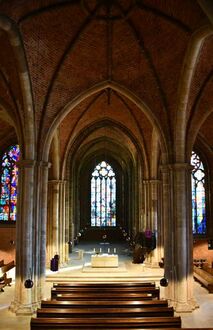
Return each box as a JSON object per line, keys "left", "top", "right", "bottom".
{"left": 45, "top": 262, "right": 163, "bottom": 285}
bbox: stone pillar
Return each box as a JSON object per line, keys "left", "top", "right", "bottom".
{"left": 142, "top": 180, "right": 150, "bottom": 230}
{"left": 161, "top": 164, "right": 196, "bottom": 311}
{"left": 10, "top": 160, "right": 37, "bottom": 314}
{"left": 160, "top": 165, "right": 175, "bottom": 305}
{"left": 47, "top": 181, "right": 60, "bottom": 263}
{"left": 10, "top": 160, "right": 50, "bottom": 314}
{"left": 36, "top": 161, "right": 50, "bottom": 302}
{"left": 172, "top": 163, "right": 196, "bottom": 311}
{"left": 150, "top": 180, "right": 161, "bottom": 267}
{"left": 58, "top": 180, "right": 68, "bottom": 265}
{"left": 142, "top": 180, "right": 161, "bottom": 267}
{"left": 47, "top": 180, "right": 68, "bottom": 266}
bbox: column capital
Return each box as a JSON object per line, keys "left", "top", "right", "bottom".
{"left": 17, "top": 160, "right": 51, "bottom": 169}
{"left": 17, "top": 159, "right": 36, "bottom": 168}
{"left": 38, "top": 161, "right": 52, "bottom": 168}
{"left": 160, "top": 163, "right": 193, "bottom": 173}
{"left": 170, "top": 163, "right": 193, "bottom": 172}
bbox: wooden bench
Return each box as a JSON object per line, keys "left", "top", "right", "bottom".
{"left": 53, "top": 282, "right": 156, "bottom": 288}
{"left": 202, "top": 264, "right": 213, "bottom": 276}
{"left": 36, "top": 306, "right": 174, "bottom": 318}
{"left": 51, "top": 287, "right": 160, "bottom": 299}
{"left": 31, "top": 316, "right": 181, "bottom": 329}
{"left": 41, "top": 298, "right": 169, "bottom": 309}
{"left": 193, "top": 266, "right": 213, "bottom": 293}
{"left": 53, "top": 292, "right": 156, "bottom": 301}
{"left": 0, "top": 260, "right": 15, "bottom": 291}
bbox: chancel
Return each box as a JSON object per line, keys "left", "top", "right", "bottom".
{"left": 0, "top": 0, "right": 213, "bottom": 329}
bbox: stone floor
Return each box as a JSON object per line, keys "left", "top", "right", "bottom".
{"left": 0, "top": 242, "right": 213, "bottom": 329}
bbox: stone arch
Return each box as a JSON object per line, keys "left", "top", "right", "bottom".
{"left": 175, "top": 25, "right": 213, "bottom": 163}
{"left": 42, "top": 80, "right": 169, "bottom": 164}
{"left": 61, "top": 118, "right": 148, "bottom": 179}
{"left": 186, "top": 108, "right": 213, "bottom": 161}
{"left": 66, "top": 125, "right": 142, "bottom": 244}
{"left": 0, "top": 15, "right": 35, "bottom": 159}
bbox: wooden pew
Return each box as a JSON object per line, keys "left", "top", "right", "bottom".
{"left": 0, "top": 282, "right": 5, "bottom": 292}
{"left": 193, "top": 266, "right": 213, "bottom": 293}
{"left": 51, "top": 287, "right": 160, "bottom": 299}
{"left": 53, "top": 282, "right": 156, "bottom": 288}
{"left": 36, "top": 306, "right": 174, "bottom": 318}
{"left": 54, "top": 292, "right": 155, "bottom": 301}
{"left": 41, "top": 298, "right": 169, "bottom": 309}
{"left": 0, "top": 260, "right": 15, "bottom": 291}
{"left": 31, "top": 316, "right": 181, "bottom": 329}
{"left": 0, "top": 260, "right": 15, "bottom": 273}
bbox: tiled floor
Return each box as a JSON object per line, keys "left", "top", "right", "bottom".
{"left": 0, "top": 243, "right": 213, "bottom": 329}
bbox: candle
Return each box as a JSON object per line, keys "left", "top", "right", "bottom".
{"left": 100, "top": 248, "right": 102, "bottom": 253}
{"left": 94, "top": 248, "right": 96, "bottom": 253}
{"left": 114, "top": 248, "right": 116, "bottom": 254}
{"left": 108, "top": 248, "right": 110, "bottom": 254}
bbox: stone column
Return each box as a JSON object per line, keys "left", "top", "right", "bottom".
{"left": 10, "top": 160, "right": 50, "bottom": 314}
{"left": 36, "top": 161, "right": 50, "bottom": 302}
{"left": 10, "top": 160, "right": 38, "bottom": 314}
{"left": 161, "top": 164, "right": 196, "bottom": 311}
{"left": 160, "top": 165, "right": 175, "bottom": 305}
{"left": 142, "top": 180, "right": 150, "bottom": 230}
{"left": 46, "top": 181, "right": 60, "bottom": 264}
{"left": 172, "top": 163, "right": 196, "bottom": 311}
{"left": 142, "top": 180, "right": 161, "bottom": 267}
{"left": 58, "top": 180, "right": 68, "bottom": 265}
{"left": 46, "top": 180, "right": 68, "bottom": 266}
{"left": 150, "top": 180, "right": 161, "bottom": 267}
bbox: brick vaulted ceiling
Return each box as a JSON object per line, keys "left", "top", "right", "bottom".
{"left": 0, "top": 0, "right": 212, "bottom": 169}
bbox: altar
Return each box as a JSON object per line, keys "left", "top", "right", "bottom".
{"left": 91, "top": 254, "right": 119, "bottom": 268}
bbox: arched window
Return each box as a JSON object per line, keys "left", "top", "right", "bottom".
{"left": 91, "top": 161, "right": 116, "bottom": 227}
{"left": 0, "top": 145, "right": 20, "bottom": 221}
{"left": 191, "top": 151, "right": 206, "bottom": 235}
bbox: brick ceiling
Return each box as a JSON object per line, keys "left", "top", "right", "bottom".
{"left": 0, "top": 0, "right": 212, "bottom": 169}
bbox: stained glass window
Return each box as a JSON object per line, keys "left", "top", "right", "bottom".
{"left": 91, "top": 161, "right": 116, "bottom": 227}
{"left": 0, "top": 145, "right": 20, "bottom": 221}
{"left": 191, "top": 151, "right": 206, "bottom": 235}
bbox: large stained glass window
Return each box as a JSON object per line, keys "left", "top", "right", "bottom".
{"left": 91, "top": 161, "right": 116, "bottom": 227}
{"left": 191, "top": 151, "right": 206, "bottom": 235}
{"left": 0, "top": 145, "right": 20, "bottom": 221}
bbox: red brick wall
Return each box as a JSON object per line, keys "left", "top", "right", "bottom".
{"left": 0, "top": 224, "right": 16, "bottom": 264}
{"left": 193, "top": 239, "right": 213, "bottom": 266}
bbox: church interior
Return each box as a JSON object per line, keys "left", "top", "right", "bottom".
{"left": 0, "top": 0, "right": 213, "bottom": 329}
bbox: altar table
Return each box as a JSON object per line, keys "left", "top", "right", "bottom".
{"left": 91, "top": 254, "right": 119, "bottom": 268}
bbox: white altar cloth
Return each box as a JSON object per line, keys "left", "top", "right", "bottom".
{"left": 91, "top": 254, "right": 119, "bottom": 268}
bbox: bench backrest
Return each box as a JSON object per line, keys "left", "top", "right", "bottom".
{"left": 31, "top": 316, "right": 181, "bottom": 329}
{"left": 51, "top": 287, "right": 160, "bottom": 298}
{"left": 36, "top": 306, "right": 174, "bottom": 318}
{"left": 41, "top": 298, "right": 168, "bottom": 308}
{"left": 0, "top": 260, "right": 15, "bottom": 273}
{"left": 53, "top": 282, "right": 156, "bottom": 288}
{"left": 54, "top": 292, "right": 155, "bottom": 300}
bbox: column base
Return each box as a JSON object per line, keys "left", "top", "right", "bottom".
{"left": 174, "top": 300, "right": 197, "bottom": 312}
{"left": 10, "top": 300, "right": 39, "bottom": 315}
